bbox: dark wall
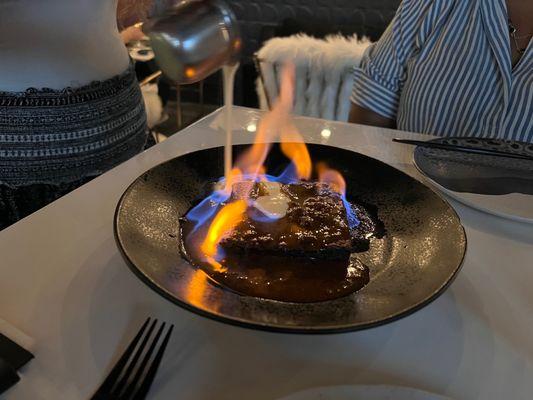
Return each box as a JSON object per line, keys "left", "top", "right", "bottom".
{"left": 193, "top": 0, "right": 400, "bottom": 107}
{"left": 227, "top": 0, "right": 400, "bottom": 61}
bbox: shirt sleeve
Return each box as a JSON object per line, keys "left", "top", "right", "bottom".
{"left": 351, "top": 0, "right": 442, "bottom": 120}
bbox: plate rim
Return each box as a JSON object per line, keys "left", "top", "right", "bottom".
{"left": 275, "top": 384, "right": 452, "bottom": 400}
{"left": 412, "top": 141, "right": 533, "bottom": 224}
{"left": 114, "top": 144, "right": 467, "bottom": 334}
{"left": 415, "top": 165, "right": 533, "bottom": 224}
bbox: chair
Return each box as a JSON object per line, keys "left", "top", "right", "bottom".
{"left": 255, "top": 34, "right": 371, "bottom": 122}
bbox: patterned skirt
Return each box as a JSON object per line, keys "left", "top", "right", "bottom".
{"left": 0, "top": 63, "right": 148, "bottom": 230}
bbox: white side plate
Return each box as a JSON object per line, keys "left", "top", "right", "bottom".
{"left": 277, "top": 385, "right": 452, "bottom": 400}
{"left": 416, "top": 168, "right": 533, "bottom": 224}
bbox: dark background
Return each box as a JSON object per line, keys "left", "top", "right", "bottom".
{"left": 173, "top": 0, "right": 400, "bottom": 109}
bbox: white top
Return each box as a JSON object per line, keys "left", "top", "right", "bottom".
{"left": 0, "top": 0, "right": 129, "bottom": 91}
{"left": 0, "top": 107, "right": 532, "bottom": 400}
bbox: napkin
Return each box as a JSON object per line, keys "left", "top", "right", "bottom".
{"left": 0, "top": 319, "right": 34, "bottom": 369}
{"left": 0, "top": 358, "right": 19, "bottom": 394}
{"left": 0, "top": 319, "right": 34, "bottom": 395}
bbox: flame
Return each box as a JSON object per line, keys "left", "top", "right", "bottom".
{"left": 317, "top": 162, "right": 360, "bottom": 227}
{"left": 277, "top": 65, "right": 311, "bottom": 180}
{"left": 185, "top": 270, "right": 209, "bottom": 308}
{"left": 317, "top": 162, "right": 346, "bottom": 194}
{"left": 223, "top": 167, "right": 243, "bottom": 194}
{"left": 188, "top": 63, "right": 357, "bottom": 269}
{"left": 185, "top": 67, "right": 196, "bottom": 79}
{"left": 200, "top": 200, "right": 247, "bottom": 272}
{"left": 280, "top": 124, "right": 312, "bottom": 180}
{"left": 233, "top": 63, "right": 309, "bottom": 179}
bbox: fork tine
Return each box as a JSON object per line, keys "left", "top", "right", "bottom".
{"left": 119, "top": 322, "right": 166, "bottom": 400}
{"left": 131, "top": 324, "right": 174, "bottom": 400}
{"left": 90, "top": 318, "right": 151, "bottom": 400}
{"left": 112, "top": 319, "right": 158, "bottom": 397}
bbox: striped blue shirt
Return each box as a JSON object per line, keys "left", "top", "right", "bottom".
{"left": 351, "top": 0, "right": 532, "bottom": 142}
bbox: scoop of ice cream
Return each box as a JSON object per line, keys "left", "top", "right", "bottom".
{"left": 217, "top": 179, "right": 291, "bottom": 219}
{"left": 253, "top": 182, "right": 290, "bottom": 219}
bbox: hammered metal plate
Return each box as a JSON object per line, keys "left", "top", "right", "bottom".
{"left": 115, "top": 144, "right": 466, "bottom": 333}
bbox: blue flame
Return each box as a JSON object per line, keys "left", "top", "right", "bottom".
{"left": 274, "top": 163, "right": 299, "bottom": 184}
{"left": 186, "top": 190, "right": 230, "bottom": 234}
{"left": 186, "top": 161, "right": 360, "bottom": 230}
{"left": 185, "top": 164, "right": 298, "bottom": 229}
{"left": 342, "top": 196, "right": 360, "bottom": 228}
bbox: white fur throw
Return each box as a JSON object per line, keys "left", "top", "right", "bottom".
{"left": 141, "top": 83, "right": 164, "bottom": 129}
{"left": 256, "top": 34, "right": 371, "bottom": 122}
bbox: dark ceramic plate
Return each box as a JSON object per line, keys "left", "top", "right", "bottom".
{"left": 414, "top": 137, "right": 533, "bottom": 195}
{"left": 114, "top": 144, "right": 467, "bottom": 334}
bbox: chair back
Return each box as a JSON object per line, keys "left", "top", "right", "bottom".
{"left": 255, "top": 34, "right": 371, "bottom": 121}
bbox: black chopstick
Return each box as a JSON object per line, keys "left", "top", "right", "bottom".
{"left": 392, "top": 138, "right": 533, "bottom": 161}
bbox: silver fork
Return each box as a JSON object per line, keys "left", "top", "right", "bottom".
{"left": 91, "top": 318, "right": 174, "bottom": 400}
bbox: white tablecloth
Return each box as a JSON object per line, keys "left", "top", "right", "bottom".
{"left": 1, "top": 107, "right": 532, "bottom": 400}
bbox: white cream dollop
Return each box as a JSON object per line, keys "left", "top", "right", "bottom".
{"left": 253, "top": 182, "right": 290, "bottom": 219}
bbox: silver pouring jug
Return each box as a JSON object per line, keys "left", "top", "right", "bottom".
{"left": 144, "top": 0, "right": 242, "bottom": 84}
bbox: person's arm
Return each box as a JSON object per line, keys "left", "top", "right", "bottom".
{"left": 349, "top": 103, "right": 396, "bottom": 129}
{"left": 120, "top": 24, "right": 146, "bottom": 44}
{"left": 117, "top": 0, "right": 175, "bottom": 28}
{"left": 349, "top": 0, "right": 443, "bottom": 129}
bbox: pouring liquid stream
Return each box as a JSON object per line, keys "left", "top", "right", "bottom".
{"left": 223, "top": 63, "right": 240, "bottom": 182}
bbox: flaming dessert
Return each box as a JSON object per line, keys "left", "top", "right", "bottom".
{"left": 180, "top": 65, "right": 381, "bottom": 302}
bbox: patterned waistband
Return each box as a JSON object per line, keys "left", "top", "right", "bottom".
{"left": 0, "top": 63, "right": 147, "bottom": 186}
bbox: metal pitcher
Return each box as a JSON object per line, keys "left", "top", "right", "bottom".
{"left": 144, "top": 0, "right": 242, "bottom": 84}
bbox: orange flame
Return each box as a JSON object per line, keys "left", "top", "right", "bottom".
{"left": 195, "top": 63, "right": 339, "bottom": 268}
{"left": 223, "top": 168, "right": 243, "bottom": 194}
{"left": 278, "top": 65, "right": 311, "bottom": 180}
{"left": 317, "top": 162, "right": 346, "bottom": 194}
{"left": 280, "top": 123, "right": 312, "bottom": 180}
{"left": 185, "top": 270, "right": 209, "bottom": 308}
{"left": 233, "top": 63, "right": 311, "bottom": 179}
{"left": 185, "top": 67, "right": 196, "bottom": 79}
{"left": 200, "top": 200, "right": 247, "bottom": 272}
